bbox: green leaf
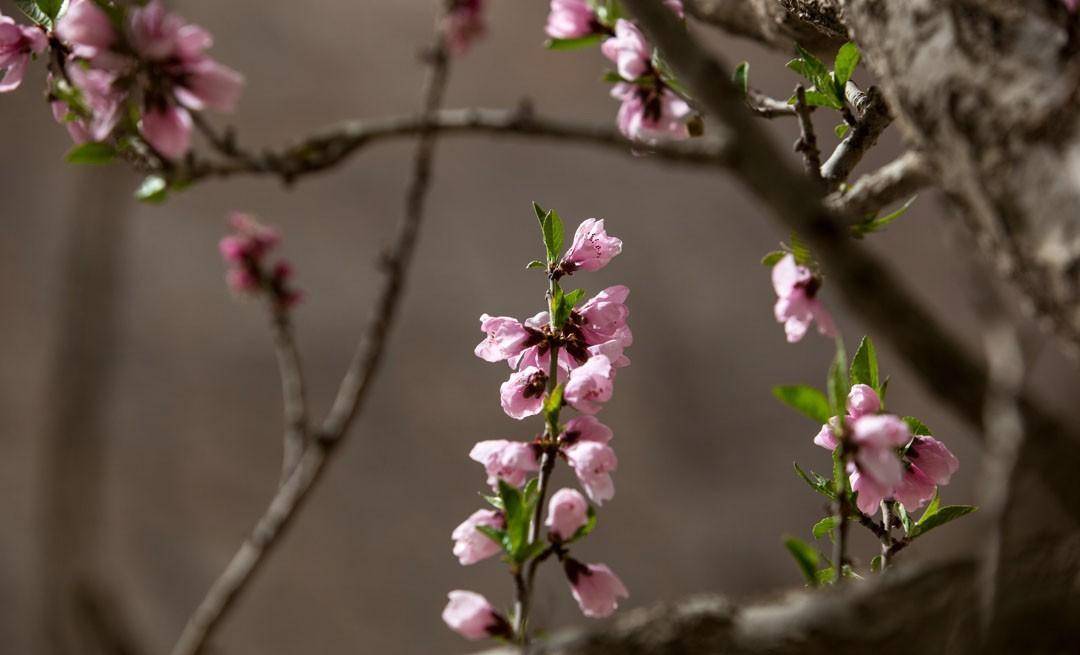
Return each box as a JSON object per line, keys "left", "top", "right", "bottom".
{"left": 851, "top": 196, "right": 917, "bottom": 237}
{"left": 834, "top": 123, "right": 849, "bottom": 139}
{"left": 814, "top": 566, "right": 836, "bottom": 585}
{"left": 541, "top": 209, "right": 565, "bottom": 265}
{"left": 733, "top": 61, "right": 749, "bottom": 95}
{"left": 826, "top": 340, "right": 850, "bottom": 419}
{"left": 919, "top": 490, "right": 941, "bottom": 523}
{"left": 65, "top": 142, "right": 116, "bottom": 165}
{"left": 601, "top": 70, "right": 623, "bottom": 83}
{"left": 40, "top": 0, "right": 65, "bottom": 21}
{"left": 793, "top": 44, "right": 829, "bottom": 84}
{"left": 870, "top": 555, "right": 883, "bottom": 573}
{"left": 903, "top": 416, "right": 933, "bottom": 437}
{"left": 564, "top": 288, "right": 586, "bottom": 307}
{"left": 134, "top": 175, "right": 168, "bottom": 204}
{"left": 525, "top": 260, "right": 546, "bottom": 270}
{"left": 812, "top": 516, "right": 839, "bottom": 540}
{"left": 802, "top": 89, "right": 843, "bottom": 110}
{"left": 832, "top": 446, "right": 846, "bottom": 497}
{"left": 14, "top": 0, "right": 51, "bottom": 26}
{"left": 773, "top": 385, "right": 832, "bottom": 423}
{"left": 761, "top": 250, "right": 785, "bottom": 266}
{"left": 475, "top": 525, "right": 508, "bottom": 550}
{"left": 550, "top": 282, "right": 573, "bottom": 329}
{"left": 545, "top": 34, "right": 604, "bottom": 50}
{"left": 833, "top": 42, "right": 861, "bottom": 87}
{"left": 532, "top": 201, "right": 548, "bottom": 225}
{"left": 897, "top": 502, "right": 913, "bottom": 536}
{"left": 783, "top": 536, "right": 821, "bottom": 586}
{"left": 480, "top": 493, "right": 503, "bottom": 510}
{"left": 497, "top": 480, "right": 529, "bottom": 559}
{"left": 849, "top": 336, "right": 879, "bottom": 391}
{"left": 788, "top": 231, "right": 813, "bottom": 266}
{"left": 794, "top": 462, "right": 836, "bottom": 500}
{"left": 544, "top": 383, "right": 564, "bottom": 417}
{"left": 909, "top": 505, "right": 978, "bottom": 539}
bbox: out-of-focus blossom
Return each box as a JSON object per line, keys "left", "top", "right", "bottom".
{"left": 469, "top": 439, "right": 540, "bottom": 488}
{"left": 139, "top": 103, "right": 192, "bottom": 160}
{"left": 218, "top": 213, "right": 299, "bottom": 307}
{"left": 771, "top": 254, "right": 836, "bottom": 343}
{"left": 442, "top": 590, "right": 510, "bottom": 640}
{"left": 546, "top": 0, "right": 597, "bottom": 39}
{"left": 443, "top": 0, "right": 486, "bottom": 56}
{"left": 56, "top": 0, "right": 116, "bottom": 59}
{"left": 545, "top": 488, "right": 589, "bottom": 540}
{"left": 600, "top": 19, "right": 650, "bottom": 81}
{"left": 52, "top": 66, "right": 126, "bottom": 143}
{"left": 563, "top": 560, "right": 628, "bottom": 618}
{"left": 451, "top": 509, "right": 504, "bottom": 565}
{"left": 611, "top": 82, "right": 693, "bottom": 143}
{"left": 0, "top": 14, "right": 46, "bottom": 93}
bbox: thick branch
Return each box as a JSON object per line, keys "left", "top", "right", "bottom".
{"left": 168, "top": 35, "right": 455, "bottom": 655}
{"left": 619, "top": 0, "right": 1080, "bottom": 526}
{"left": 183, "top": 108, "right": 732, "bottom": 185}
{"left": 820, "top": 83, "right": 892, "bottom": 186}
{"left": 685, "top": 0, "right": 846, "bottom": 58}
{"left": 825, "top": 151, "right": 932, "bottom": 218}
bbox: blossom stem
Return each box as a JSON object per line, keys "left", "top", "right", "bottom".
{"left": 878, "top": 500, "right": 894, "bottom": 570}
{"left": 832, "top": 446, "right": 851, "bottom": 583}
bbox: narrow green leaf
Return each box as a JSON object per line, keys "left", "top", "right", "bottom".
{"left": 480, "top": 493, "right": 503, "bottom": 510}
{"left": 897, "top": 502, "right": 913, "bottom": 536}
{"left": 761, "top": 250, "right": 785, "bottom": 266}
{"left": 909, "top": 505, "right": 978, "bottom": 539}
{"left": 794, "top": 44, "right": 829, "bottom": 84}
{"left": 134, "top": 175, "right": 168, "bottom": 204}
{"left": 733, "top": 61, "right": 749, "bottom": 95}
{"left": 564, "top": 288, "right": 586, "bottom": 307}
{"left": 789, "top": 231, "right": 813, "bottom": 266}
{"left": 814, "top": 567, "right": 836, "bottom": 585}
{"left": 812, "top": 516, "right": 839, "bottom": 540}
{"left": 786, "top": 59, "right": 810, "bottom": 80}
{"left": 834, "top": 123, "right": 849, "bottom": 139}
{"left": 870, "top": 555, "right": 883, "bottom": 573}
{"left": 65, "top": 141, "right": 116, "bottom": 165}
{"left": 532, "top": 201, "right": 547, "bottom": 226}
{"left": 39, "top": 0, "right": 65, "bottom": 21}
{"left": 826, "top": 340, "right": 850, "bottom": 419}
{"left": 545, "top": 34, "right": 604, "bottom": 50}
{"left": 544, "top": 383, "right": 564, "bottom": 417}
{"left": 833, "top": 42, "right": 861, "bottom": 87}
{"left": 916, "top": 489, "right": 941, "bottom": 525}
{"left": 14, "top": 0, "right": 51, "bottom": 26}
{"left": 903, "top": 416, "right": 933, "bottom": 437}
{"left": 803, "top": 89, "right": 843, "bottom": 109}
{"left": 773, "top": 385, "right": 832, "bottom": 423}
{"left": 849, "top": 336, "right": 879, "bottom": 391}
{"left": 541, "top": 209, "right": 565, "bottom": 265}
{"left": 601, "top": 70, "right": 623, "bottom": 83}
{"left": 851, "top": 196, "right": 917, "bottom": 237}
{"left": 793, "top": 462, "right": 836, "bottom": 500}
{"left": 525, "top": 260, "right": 546, "bottom": 270}
{"left": 475, "top": 525, "right": 508, "bottom": 549}
{"left": 783, "top": 536, "right": 821, "bottom": 586}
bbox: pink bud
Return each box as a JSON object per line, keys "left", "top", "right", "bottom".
{"left": 545, "top": 488, "right": 589, "bottom": 541}
{"left": 451, "top": 509, "right": 504, "bottom": 565}
{"left": 908, "top": 436, "right": 959, "bottom": 485}
{"left": 469, "top": 439, "right": 540, "bottom": 488}
{"left": 561, "top": 219, "right": 622, "bottom": 273}
{"left": 140, "top": 104, "right": 193, "bottom": 160}
{"left": 600, "top": 19, "right": 650, "bottom": 81}
{"left": 441, "top": 590, "right": 509, "bottom": 640}
{"left": 846, "top": 384, "right": 881, "bottom": 418}
{"left": 564, "top": 355, "right": 614, "bottom": 415}
{"left": 499, "top": 366, "right": 547, "bottom": 420}
{"left": 771, "top": 255, "right": 836, "bottom": 343}
{"left": 564, "top": 560, "right": 629, "bottom": 618}
{"left": 564, "top": 441, "right": 617, "bottom": 505}
{"left": 545, "top": 0, "right": 596, "bottom": 39}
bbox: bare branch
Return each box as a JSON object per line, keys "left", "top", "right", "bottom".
{"left": 269, "top": 311, "right": 308, "bottom": 483}
{"left": 820, "top": 82, "right": 892, "bottom": 187}
{"left": 826, "top": 151, "right": 932, "bottom": 218}
{"left": 179, "top": 107, "right": 731, "bottom": 185}
{"left": 745, "top": 88, "right": 798, "bottom": 118}
{"left": 619, "top": 0, "right": 1080, "bottom": 526}
{"left": 168, "top": 34, "right": 456, "bottom": 655}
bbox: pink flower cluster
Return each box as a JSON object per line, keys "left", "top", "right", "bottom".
{"left": 771, "top": 254, "right": 835, "bottom": 343}
{"left": 443, "top": 0, "right": 486, "bottom": 56}
{"left": 0, "top": 12, "right": 46, "bottom": 93}
{"left": 49, "top": 0, "right": 243, "bottom": 159}
{"left": 445, "top": 216, "right": 631, "bottom": 640}
{"left": 813, "top": 384, "right": 959, "bottom": 515}
{"left": 218, "top": 212, "right": 301, "bottom": 309}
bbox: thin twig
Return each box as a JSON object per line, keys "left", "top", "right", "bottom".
{"left": 171, "top": 107, "right": 732, "bottom": 185}
{"left": 820, "top": 82, "right": 892, "bottom": 186}
{"left": 825, "top": 151, "right": 932, "bottom": 218}
{"left": 745, "top": 87, "right": 798, "bottom": 118}
{"left": 793, "top": 85, "right": 824, "bottom": 189}
{"left": 269, "top": 310, "right": 308, "bottom": 483}
{"left": 620, "top": 0, "right": 1080, "bottom": 527}
{"left": 168, "top": 34, "right": 455, "bottom": 655}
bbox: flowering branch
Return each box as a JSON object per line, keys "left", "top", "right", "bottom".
{"left": 620, "top": 0, "right": 1080, "bottom": 527}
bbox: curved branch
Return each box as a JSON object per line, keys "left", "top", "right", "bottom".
{"left": 826, "top": 151, "right": 932, "bottom": 218}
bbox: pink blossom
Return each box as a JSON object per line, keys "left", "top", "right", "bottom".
{"left": 129, "top": 0, "right": 191, "bottom": 60}
{"left": 225, "top": 267, "right": 258, "bottom": 293}
{"left": 564, "top": 355, "right": 614, "bottom": 414}
{"left": 562, "top": 219, "right": 623, "bottom": 273}
{"left": 664, "top": 0, "right": 686, "bottom": 18}
{"left": 442, "top": 590, "right": 509, "bottom": 640}
{"left": 53, "top": 66, "right": 125, "bottom": 143}
{"left": 848, "top": 414, "right": 909, "bottom": 504}
{"left": 443, "top": 0, "right": 486, "bottom": 56}
{"left": 846, "top": 384, "right": 880, "bottom": 418}
{"left": 601, "top": 19, "right": 650, "bottom": 81}
{"left": 849, "top": 464, "right": 889, "bottom": 514}
{"left": 564, "top": 441, "right": 617, "bottom": 504}
{"left": 577, "top": 285, "right": 632, "bottom": 347}
{"left": 475, "top": 314, "right": 534, "bottom": 363}
{"left": 907, "top": 436, "right": 959, "bottom": 485}
{"left": 893, "top": 464, "right": 936, "bottom": 510}
{"left": 0, "top": 15, "right": 46, "bottom": 93}
{"left": 1065, "top": 0, "right": 1079, "bottom": 13}
{"left": 469, "top": 440, "right": 540, "bottom": 488}
{"left": 564, "top": 560, "right": 629, "bottom": 618}
{"left": 587, "top": 339, "right": 631, "bottom": 368}
{"left": 451, "top": 509, "right": 504, "bottom": 565}
{"left": 771, "top": 254, "right": 836, "bottom": 343}
{"left": 219, "top": 212, "right": 281, "bottom": 262}
{"left": 499, "top": 366, "right": 548, "bottom": 419}
{"left": 139, "top": 104, "right": 192, "bottom": 160}
{"left": 611, "top": 82, "right": 693, "bottom": 143}
{"left": 55, "top": 0, "right": 116, "bottom": 59}
{"left": 812, "top": 416, "right": 845, "bottom": 450}
{"left": 546, "top": 0, "right": 596, "bottom": 39}
{"left": 545, "top": 488, "right": 589, "bottom": 541}
{"left": 560, "top": 415, "right": 613, "bottom": 446}
{"left": 174, "top": 59, "right": 244, "bottom": 112}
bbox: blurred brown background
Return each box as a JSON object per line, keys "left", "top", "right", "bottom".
{"left": 1, "top": 1, "right": 1077, "bottom": 653}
